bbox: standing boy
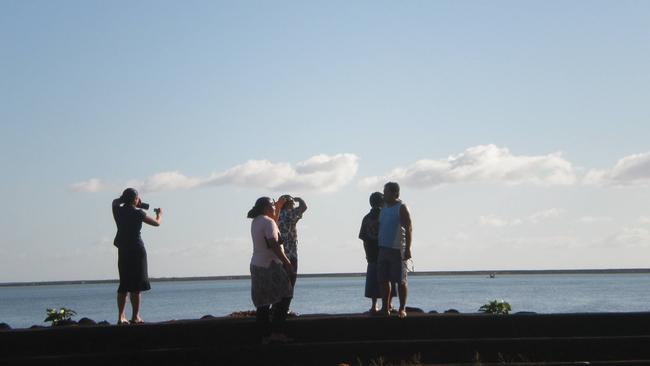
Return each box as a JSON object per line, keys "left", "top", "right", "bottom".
{"left": 359, "top": 192, "right": 391, "bottom": 313}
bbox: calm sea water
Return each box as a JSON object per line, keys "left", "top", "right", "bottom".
{"left": 2, "top": 273, "right": 650, "bottom": 329}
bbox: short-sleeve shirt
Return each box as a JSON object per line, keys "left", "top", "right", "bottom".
{"left": 251, "top": 215, "right": 284, "bottom": 268}
{"left": 358, "top": 208, "right": 381, "bottom": 263}
{"left": 278, "top": 208, "right": 303, "bottom": 260}
{"left": 113, "top": 205, "right": 146, "bottom": 248}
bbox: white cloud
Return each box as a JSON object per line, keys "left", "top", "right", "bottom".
{"left": 584, "top": 152, "right": 650, "bottom": 186}
{"left": 70, "top": 178, "right": 106, "bottom": 193}
{"left": 528, "top": 208, "right": 565, "bottom": 223}
{"left": 140, "top": 171, "right": 203, "bottom": 192}
{"left": 579, "top": 216, "right": 614, "bottom": 223}
{"left": 600, "top": 227, "right": 650, "bottom": 248}
{"left": 72, "top": 154, "right": 359, "bottom": 194}
{"left": 500, "top": 235, "right": 583, "bottom": 250}
{"left": 202, "top": 153, "right": 359, "bottom": 193}
{"left": 638, "top": 216, "right": 650, "bottom": 224}
{"left": 360, "top": 144, "right": 576, "bottom": 189}
{"left": 478, "top": 215, "right": 522, "bottom": 228}
{"left": 478, "top": 208, "right": 564, "bottom": 228}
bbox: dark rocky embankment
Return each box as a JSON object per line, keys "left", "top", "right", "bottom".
{"left": 2, "top": 312, "right": 650, "bottom": 365}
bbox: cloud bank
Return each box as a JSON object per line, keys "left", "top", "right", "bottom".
{"left": 478, "top": 208, "right": 565, "bottom": 228}
{"left": 584, "top": 152, "right": 650, "bottom": 186}
{"left": 70, "top": 153, "right": 359, "bottom": 194}
{"left": 360, "top": 144, "right": 576, "bottom": 189}
{"left": 69, "top": 178, "right": 105, "bottom": 193}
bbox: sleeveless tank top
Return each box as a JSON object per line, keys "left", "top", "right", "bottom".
{"left": 378, "top": 202, "right": 405, "bottom": 249}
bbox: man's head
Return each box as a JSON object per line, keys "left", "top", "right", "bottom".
{"left": 383, "top": 182, "right": 400, "bottom": 203}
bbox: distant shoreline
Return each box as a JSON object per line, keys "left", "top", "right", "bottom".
{"left": 2, "top": 268, "right": 650, "bottom": 287}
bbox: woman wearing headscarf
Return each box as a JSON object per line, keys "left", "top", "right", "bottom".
{"left": 112, "top": 188, "right": 162, "bottom": 325}
{"left": 248, "top": 197, "right": 296, "bottom": 343}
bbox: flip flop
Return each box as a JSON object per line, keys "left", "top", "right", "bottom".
{"left": 129, "top": 319, "right": 145, "bottom": 324}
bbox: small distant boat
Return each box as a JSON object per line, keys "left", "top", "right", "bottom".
{"left": 489, "top": 273, "right": 496, "bottom": 279}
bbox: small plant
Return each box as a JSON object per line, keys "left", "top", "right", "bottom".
{"left": 478, "top": 299, "right": 511, "bottom": 314}
{"left": 44, "top": 307, "right": 77, "bottom": 326}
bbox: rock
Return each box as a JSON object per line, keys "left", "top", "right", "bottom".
{"left": 98, "top": 321, "right": 110, "bottom": 326}
{"left": 516, "top": 311, "right": 537, "bottom": 315}
{"left": 78, "top": 317, "right": 96, "bottom": 326}
{"left": 229, "top": 310, "right": 256, "bottom": 318}
{"left": 405, "top": 306, "right": 424, "bottom": 313}
{"left": 0, "top": 322, "right": 11, "bottom": 331}
{"left": 53, "top": 319, "right": 77, "bottom": 327}
{"left": 428, "top": 310, "right": 439, "bottom": 314}
{"left": 444, "top": 309, "right": 460, "bottom": 314}
{"left": 201, "top": 315, "right": 216, "bottom": 320}
{"left": 30, "top": 325, "right": 45, "bottom": 329}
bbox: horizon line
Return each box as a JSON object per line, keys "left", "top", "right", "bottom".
{"left": 2, "top": 267, "right": 650, "bottom": 287}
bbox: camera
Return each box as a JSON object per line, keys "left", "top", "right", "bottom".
{"left": 137, "top": 202, "right": 150, "bottom": 210}
{"left": 154, "top": 208, "right": 161, "bottom": 214}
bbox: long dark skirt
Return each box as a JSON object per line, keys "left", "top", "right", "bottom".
{"left": 117, "top": 243, "right": 151, "bottom": 293}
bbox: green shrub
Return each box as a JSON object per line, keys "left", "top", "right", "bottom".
{"left": 478, "top": 299, "right": 511, "bottom": 314}
{"left": 44, "top": 307, "right": 77, "bottom": 326}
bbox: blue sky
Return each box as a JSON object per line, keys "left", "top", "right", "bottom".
{"left": 1, "top": 1, "right": 649, "bottom": 282}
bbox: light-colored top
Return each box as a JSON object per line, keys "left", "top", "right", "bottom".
{"left": 378, "top": 202, "right": 406, "bottom": 249}
{"left": 250, "top": 215, "right": 284, "bottom": 268}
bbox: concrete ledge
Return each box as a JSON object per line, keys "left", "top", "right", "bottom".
{"left": 2, "top": 312, "right": 650, "bottom": 365}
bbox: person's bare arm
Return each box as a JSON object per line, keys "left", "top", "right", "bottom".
{"left": 143, "top": 208, "right": 163, "bottom": 227}
{"left": 295, "top": 197, "right": 308, "bottom": 214}
{"left": 400, "top": 204, "right": 412, "bottom": 260}
{"left": 267, "top": 236, "right": 296, "bottom": 282}
{"left": 271, "top": 197, "right": 287, "bottom": 222}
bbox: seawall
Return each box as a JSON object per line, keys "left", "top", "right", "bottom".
{"left": 3, "top": 311, "right": 650, "bottom": 365}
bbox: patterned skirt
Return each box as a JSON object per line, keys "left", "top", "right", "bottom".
{"left": 250, "top": 261, "right": 294, "bottom": 308}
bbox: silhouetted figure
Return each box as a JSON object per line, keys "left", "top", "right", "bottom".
{"left": 277, "top": 195, "right": 307, "bottom": 287}
{"left": 112, "top": 188, "right": 162, "bottom": 325}
{"left": 359, "top": 192, "right": 397, "bottom": 314}
{"left": 248, "top": 197, "right": 296, "bottom": 343}
{"left": 378, "top": 182, "right": 413, "bottom": 318}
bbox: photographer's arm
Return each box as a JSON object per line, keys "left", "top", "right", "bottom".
{"left": 271, "top": 196, "right": 287, "bottom": 222}
{"left": 143, "top": 208, "right": 163, "bottom": 227}
{"left": 111, "top": 198, "right": 122, "bottom": 223}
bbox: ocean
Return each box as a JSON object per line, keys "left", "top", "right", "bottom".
{"left": 2, "top": 273, "right": 650, "bottom": 329}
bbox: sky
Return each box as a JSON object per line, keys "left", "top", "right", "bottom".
{"left": 1, "top": 1, "right": 649, "bottom": 282}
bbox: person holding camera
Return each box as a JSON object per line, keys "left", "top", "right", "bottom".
{"left": 248, "top": 197, "right": 296, "bottom": 343}
{"left": 112, "top": 188, "right": 162, "bottom": 325}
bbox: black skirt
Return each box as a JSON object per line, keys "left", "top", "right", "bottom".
{"left": 117, "top": 241, "right": 151, "bottom": 292}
